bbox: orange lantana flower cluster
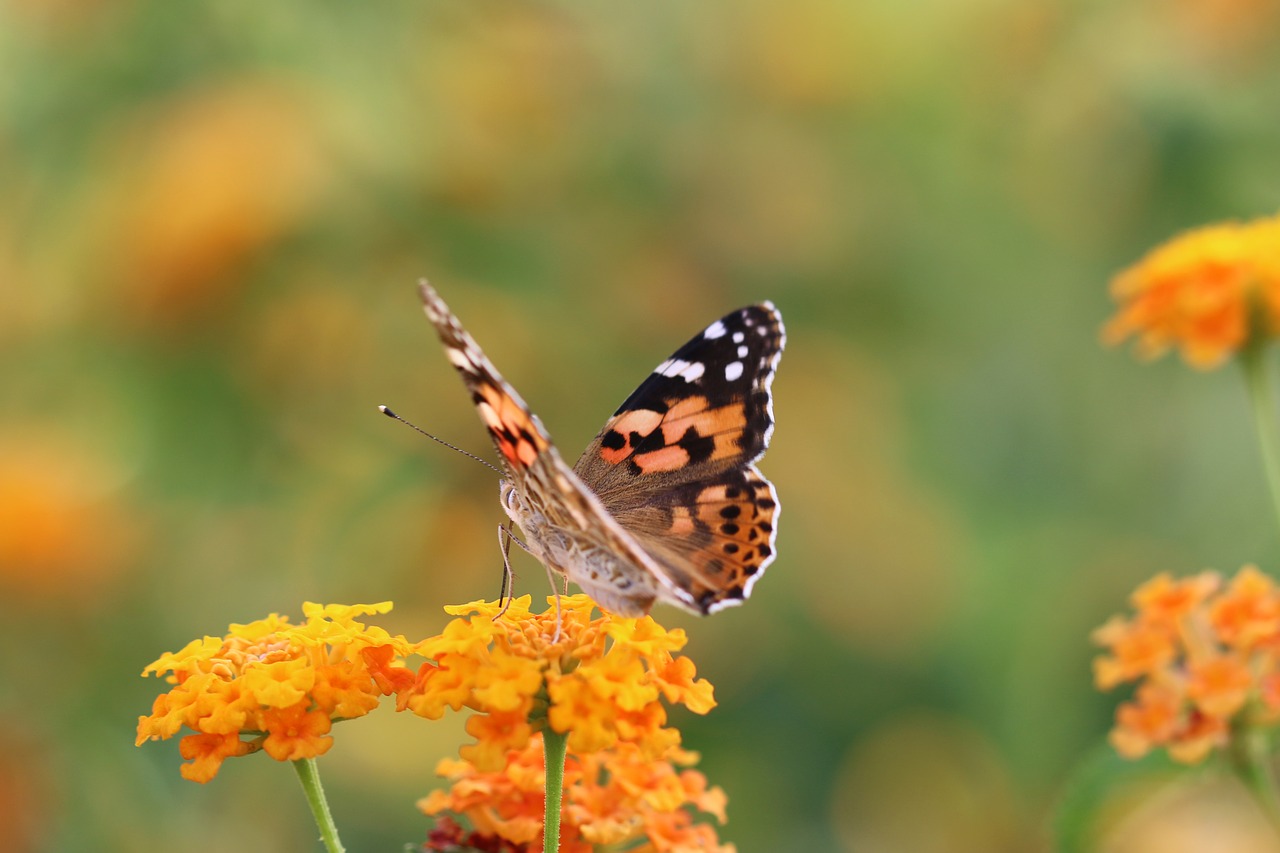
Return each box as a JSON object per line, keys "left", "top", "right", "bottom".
{"left": 1103, "top": 214, "right": 1280, "bottom": 368}
{"left": 1093, "top": 567, "right": 1280, "bottom": 762}
{"left": 421, "top": 735, "right": 734, "bottom": 853}
{"left": 136, "top": 601, "right": 417, "bottom": 782}
{"left": 400, "top": 595, "right": 716, "bottom": 772}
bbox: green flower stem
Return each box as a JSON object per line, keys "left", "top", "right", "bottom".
{"left": 1242, "top": 344, "right": 1280, "bottom": 537}
{"left": 292, "top": 758, "right": 345, "bottom": 853}
{"left": 1231, "top": 725, "right": 1280, "bottom": 834}
{"left": 543, "top": 727, "right": 569, "bottom": 853}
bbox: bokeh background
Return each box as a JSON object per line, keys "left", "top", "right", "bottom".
{"left": 5, "top": 1, "right": 1280, "bottom": 850}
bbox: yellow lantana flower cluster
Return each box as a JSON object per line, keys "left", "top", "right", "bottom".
{"left": 136, "top": 601, "right": 417, "bottom": 782}
{"left": 399, "top": 595, "right": 717, "bottom": 771}
{"left": 1093, "top": 567, "right": 1280, "bottom": 763}
{"left": 421, "top": 735, "right": 735, "bottom": 853}
{"left": 1103, "top": 214, "right": 1280, "bottom": 368}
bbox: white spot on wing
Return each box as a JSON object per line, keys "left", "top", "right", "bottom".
{"left": 704, "top": 320, "right": 727, "bottom": 339}
{"left": 725, "top": 361, "right": 744, "bottom": 381}
{"left": 657, "top": 359, "right": 681, "bottom": 377}
{"left": 655, "top": 359, "right": 704, "bottom": 382}
{"left": 737, "top": 345, "right": 749, "bottom": 358}
{"left": 733, "top": 331, "right": 745, "bottom": 344}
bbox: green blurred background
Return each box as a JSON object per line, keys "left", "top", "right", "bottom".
{"left": 4, "top": 0, "right": 1280, "bottom": 850}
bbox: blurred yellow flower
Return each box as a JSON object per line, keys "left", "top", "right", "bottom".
{"left": 1103, "top": 215, "right": 1280, "bottom": 368}
{"left": 1093, "top": 566, "right": 1280, "bottom": 763}
{"left": 415, "top": 6, "right": 590, "bottom": 207}
{"left": 400, "top": 595, "right": 716, "bottom": 771}
{"left": 420, "top": 735, "right": 734, "bottom": 853}
{"left": 734, "top": 0, "right": 867, "bottom": 106}
{"left": 136, "top": 601, "right": 417, "bottom": 782}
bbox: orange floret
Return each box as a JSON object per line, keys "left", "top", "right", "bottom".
{"left": 401, "top": 595, "right": 716, "bottom": 771}
{"left": 421, "top": 735, "right": 734, "bottom": 853}
{"left": 1104, "top": 215, "right": 1280, "bottom": 368}
{"left": 137, "top": 601, "right": 417, "bottom": 781}
{"left": 1211, "top": 564, "right": 1280, "bottom": 649}
{"left": 1095, "top": 565, "right": 1280, "bottom": 763}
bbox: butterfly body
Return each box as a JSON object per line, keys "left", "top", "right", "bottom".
{"left": 419, "top": 282, "right": 783, "bottom": 617}
{"left": 499, "top": 478, "right": 665, "bottom": 616}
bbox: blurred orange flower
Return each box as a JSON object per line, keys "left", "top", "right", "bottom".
{"left": 0, "top": 723, "right": 51, "bottom": 853}
{"left": 102, "top": 79, "right": 328, "bottom": 327}
{"left": 136, "top": 601, "right": 417, "bottom": 782}
{"left": 420, "top": 735, "right": 734, "bottom": 853}
{"left": 1094, "top": 566, "right": 1280, "bottom": 763}
{"left": 1171, "top": 0, "right": 1280, "bottom": 61}
{"left": 401, "top": 595, "right": 716, "bottom": 772}
{"left": 0, "top": 432, "right": 136, "bottom": 602}
{"left": 1103, "top": 214, "right": 1280, "bottom": 368}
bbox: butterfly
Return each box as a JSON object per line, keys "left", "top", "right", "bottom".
{"left": 417, "top": 281, "right": 783, "bottom": 617}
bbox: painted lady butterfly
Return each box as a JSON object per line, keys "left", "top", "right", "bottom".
{"left": 417, "top": 282, "right": 783, "bottom": 617}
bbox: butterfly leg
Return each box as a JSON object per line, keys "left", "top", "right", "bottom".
{"left": 494, "top": 523, "right": 534, "bottom": 621}
{"left": 494, "top": 524, "right": 561, "bottom": 639}
{"left": 494, "top": 524, "right": 514, "bottom": 618}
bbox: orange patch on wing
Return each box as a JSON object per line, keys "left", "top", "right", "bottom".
{"left": 497, "top": 394, "right": 528, "bottom": 430}
{"left": 633, "top": 445, "right": 691, "bottom": 473}
{"left": 489, "top": 430, "right": 519, "bottom": 466}
{"left": 610, "top": 409, "right": 663, "bottom": 437}
{"left": 596, "top": 409, "right": 664, "bottom": 465}
{"left": 477, "top": 388, "right": 547, "bottom": 467}
{"left": 664, "top": 395, "right": 710, "bottom": 422}
{"left": 599, "top": 444, "right": 630, "bottom": 465}
{"left": 699, "top": 485, "right": 728, "bottom": 502}
{"left": 669, "top": 507, "right": 696, "bottom": 535}
{"left": 710, "top": 432, "right": 743, "bottom": 461}
{"left": 661, "top": 402, "right": 747, "bottom": 443}
{"left": 512, "top": 438, "right": 540, "bottom": 467}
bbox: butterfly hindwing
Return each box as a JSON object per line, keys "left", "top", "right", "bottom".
{"left": 604, "top": 465, "right": 779, "bottom": 613}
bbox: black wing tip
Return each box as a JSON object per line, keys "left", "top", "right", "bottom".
{"left": 735, "top": 300, "right": 780, "bottom": 317}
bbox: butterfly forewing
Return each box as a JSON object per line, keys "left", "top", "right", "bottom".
{"left": 575, "top": 303, "right": 782, "bottom": 498}
{"left": 418, "top": 283, "right": 555, "bottom": 475}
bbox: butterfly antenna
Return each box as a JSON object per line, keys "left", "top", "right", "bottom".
{"left": 378, "top": 405, "right": 503, "bottom": 474}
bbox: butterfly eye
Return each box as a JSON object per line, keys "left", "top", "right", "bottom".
{"left": 501, "top": 482, "right": 520, "bottom": 512}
